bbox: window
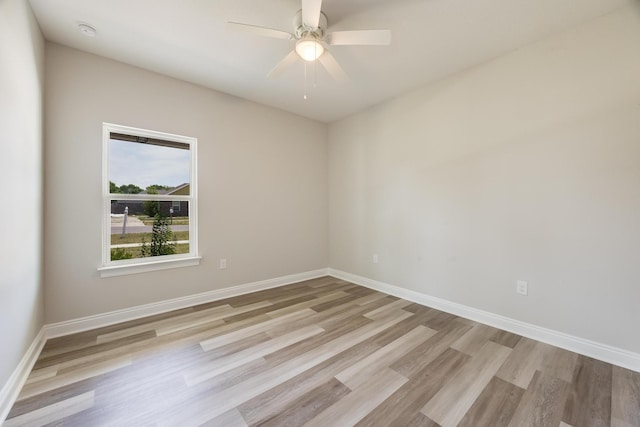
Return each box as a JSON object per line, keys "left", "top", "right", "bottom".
{"left": 99, "top": 123, "right": 199, "bottom": 278}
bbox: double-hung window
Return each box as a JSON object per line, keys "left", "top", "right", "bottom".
{"left": 99, "top": 123, "right": 199, "bottom": 277}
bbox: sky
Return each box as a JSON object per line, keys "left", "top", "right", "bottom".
{"left": 109, "top": 139, "right": 190, "bottom": 190}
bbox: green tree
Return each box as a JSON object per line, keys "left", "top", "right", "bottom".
{"left": 110, "top": 181, "right": 143, "bottom": 194}
{"left": 146, "top": 184, "right": 171, "bottom": 192}
{"left": 119, "top": 184, "right": 143, "bottom": 194}
{"left": 143, "top": 187, "right": 160, "bottom": 217}
{"left": 110, "top": 181, "right": 120, "bottom": 193}
{"left": 140, "top": 214, "right": 176, "bottom": 257}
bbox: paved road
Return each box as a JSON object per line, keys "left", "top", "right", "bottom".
{"left": 111, "top": 224, "right": 189, "bottom": 234}
{"left": 112, "top": 240, "right": 189, "bottom": 249}
{"left": 111, "top": 214, "right": 188, "bottom": 234}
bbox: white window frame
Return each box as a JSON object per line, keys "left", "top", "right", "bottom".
{"left": 98, "top": 123, "right": 200, "bottom": 278}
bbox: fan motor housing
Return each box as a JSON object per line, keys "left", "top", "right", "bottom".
{"left": 293, "top": 9, "right": 327, "bottom": 39}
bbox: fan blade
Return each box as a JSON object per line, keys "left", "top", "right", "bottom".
{"left": 302, "top": 0, "right": 323, "bottom": 29}
{"left": 268, "top": 50, "right": 299, "bottom": 79}
{"left": 328, "top": 30, "right": 391, "bottom": 46}
{"left": 227, "top": 22, "right": 293, "bottom": 40}
{"left": 318, "top": 51, "right": 348, "bottom": 82}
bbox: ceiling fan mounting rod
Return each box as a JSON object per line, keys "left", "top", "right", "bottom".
{"left": 294, "top": 9, "right": 327, "bottom": 39}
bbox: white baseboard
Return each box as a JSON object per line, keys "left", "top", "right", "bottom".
{"left": 1, "top": 269, "right": 328, "bottom": 423}
{"left": 44, "top": 268, "right": 329, "bottom": 338}
{"left": 5, "top": 266, "right": 636, "bottom": 425}
{"left": 0, "top": 328, "right": 46, "bottom": 423}
{"left": 328, "top": 268, "right": 640, "bottom": 373}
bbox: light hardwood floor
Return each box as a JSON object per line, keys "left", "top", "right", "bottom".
{"left": 4, "top": 276, "right": 640, "bottom": 426}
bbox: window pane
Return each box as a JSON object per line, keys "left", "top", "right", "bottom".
{"left": 110, "top": 200, "right": 189, "bottom": 261}
{"left": 109, "top": 137, "right": 190, "bottom": 195}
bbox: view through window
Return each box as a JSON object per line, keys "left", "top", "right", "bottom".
{"left": 101, "top": 123, "right": 198, "bottom": 275}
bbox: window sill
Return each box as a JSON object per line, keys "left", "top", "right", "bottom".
{"left": 98, "top": 256, "right": 201, "bottom": 278}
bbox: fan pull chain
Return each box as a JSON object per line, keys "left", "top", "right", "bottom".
{"left": 313, "top": 44, "right": 318, "bottom": 87}
{"left": 304, "top": 61, "right": 308, "bottom": 100}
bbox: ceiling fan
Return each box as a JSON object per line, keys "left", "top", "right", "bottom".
{"left": 227, "top": 0, "right": 391, "bottom": 82}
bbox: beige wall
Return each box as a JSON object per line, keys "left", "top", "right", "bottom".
{"left": 329, "top": 6, "right": 640, "bottom": 353}
{"left": 0, "top": 0, "right": 45, "bottom": 386}
{"left": 6, "top": 0, "right": 639, "bottom": 386}
{"left": 44, "top": 43, "right": 328, "bottom": 323}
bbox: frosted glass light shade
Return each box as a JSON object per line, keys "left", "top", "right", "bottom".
{"left": 296, "top": 37, "right": 324, "bottom": 61}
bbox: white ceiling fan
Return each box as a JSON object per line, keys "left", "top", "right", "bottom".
{"left": 228, "top": 0, "right": 391, "bottom": 82}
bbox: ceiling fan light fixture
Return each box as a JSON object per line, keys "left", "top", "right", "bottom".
{"left": 296, "top": 36, "right": 324, "bottom": 61}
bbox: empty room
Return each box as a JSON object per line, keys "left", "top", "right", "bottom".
{"left": 1, "top": 0, "right": 639, "bottom": 425}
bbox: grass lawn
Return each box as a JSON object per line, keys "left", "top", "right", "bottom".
{"left": 111, "top": 230, "right": 189, "bottom": 245}
{"left": 112, "top": 243, "right": 190, "bottom": 260}
{"left": 137, "top": 215, "right": 189, "bottom": 226}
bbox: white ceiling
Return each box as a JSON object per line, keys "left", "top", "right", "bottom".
{"left": 29, "top": 0, "right": 631, "bottom": 123}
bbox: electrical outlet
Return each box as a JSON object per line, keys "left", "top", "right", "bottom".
{"left": 219, "top": 258, "right": 227, "bottom": 269}
{"left": 372, "top": 254, "right": 379, "bottom": 264}
{"left": 516, "top": 280, "right": 528, "bottom": 296}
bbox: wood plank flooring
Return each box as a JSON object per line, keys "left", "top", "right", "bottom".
{"left": 4, "top": 276, "right": 640, "bottom": 426}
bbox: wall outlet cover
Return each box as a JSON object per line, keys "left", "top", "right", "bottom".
{"left": 516, "top": 280, "right": 528, "bottom": 296}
